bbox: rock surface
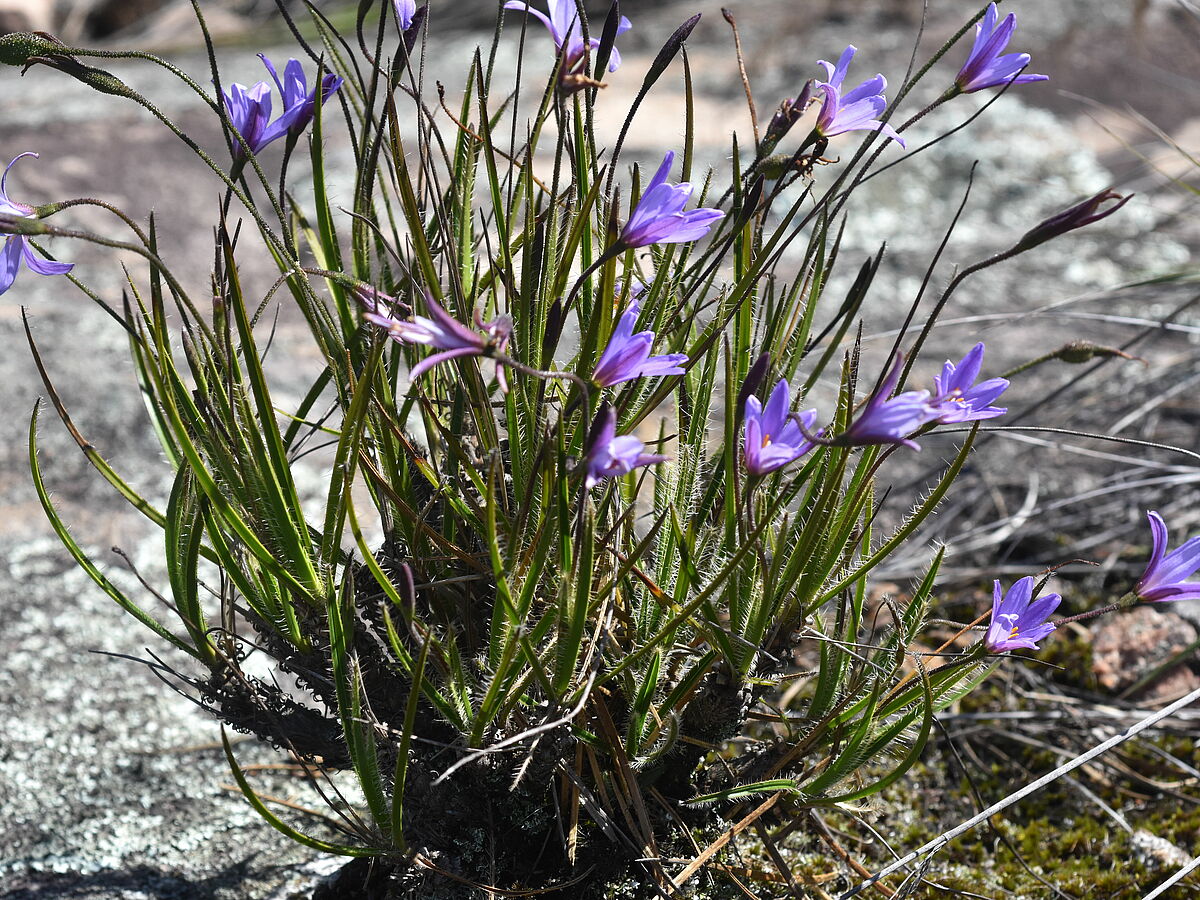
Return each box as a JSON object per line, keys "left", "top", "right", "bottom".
{"left": 0, "top": 540, "right": 327, "bottom": 898}
{"left": 1091, "top": 605, "right": 1200, "bottom": 700}
{"left": 1, "top": 1, "right": 1199, "bottom": 897}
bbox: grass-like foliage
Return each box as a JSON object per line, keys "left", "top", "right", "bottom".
{"left": 3, "top": 1, "right": 1186, "bottom": 897}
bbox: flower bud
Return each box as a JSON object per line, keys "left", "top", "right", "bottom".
{"left": 735, "top": 352, "right": 771, "bottom": 422}
{"left": 759, "top": 154, "right": 798, "bottom": 180}
{"left": 760, "top": 81, "right": 814, "bottom": 155}
{"left": 1015, "top": 190, "right": 1132, "bottom": 252}
{"left": 0, "top": 31, "right": 59, "bottom": 68}
{"left": 1053, "top": 341, "right": 1139, "bottom": 365}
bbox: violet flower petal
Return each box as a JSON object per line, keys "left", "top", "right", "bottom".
{"left": 0, "top": 154, "right": 73, "bottom": 296}
{"left": 1133, "top": 511, "right": 1200, "bottom": 602}
{"left": 929, "top": 342, "right": 1008, "bottom": 423}
{"left": 985, "top": 576, "right": 1060, "bottom": 653}
{"left": 505, "top": 1, "right": 631, "bottom": 75}
{"left": 816, "top": 45, "right": 856, "bottom": 89}
{"left": 619, "top": 152, "right": 724, "bottom": 248}
{"left": 585, "top": 404, "right": 667, "bottom": 487}
{"left": 841, "top": 357, "right": 935, "bottom": 450}
{"left": 762, "top": 377, "right": 790, "bottom": 428}
{"left": 423, "top": 294, "right": 488, "bottom": 350}
{"left": 20, "top": 241, "right": 73, "bottom": 276}
{"left": 633, "top": 353, "right": 688, "bottom": 377}
{"left": 223, "top": 81, "right": 273, "bottom": 156}
{"left": 1145, "top": 510, "right": 1168, "bottom": 576}
{"left": 503, "top": 0, "right": 558, "bottom": 39}
{"left": 956, "top": 3, "right": 1047, "bottom": 93}
{"left": 362, "top": 295, "right": 504, "bottom": 381}
{"left": 742, "top": 379, "right": 819, "bottom": 475}
{"left": 395, "top": 0, "right": 417, "bottom": 29}
{"left": 552, "top": 0, "right": 587, "bottom": 60}
{"left": 813, "top": 49, "right": 906, "bottom": 148}
{"left": 409, "top": 346, "right": 481, "bottom": 380}
{"left": 224, "top": 57, "right": 342, "bottom": 159}
{"left": 595, "top": 340, "right": 651, "bottom": 385}
{"left": 937, "top": 342, "right": 984, "bottom": 393}
{"left": 1150, "top": 539, "right": 1200, "bottom": 590}
{"left": 840, "top": 73, "right": 887, "bottom": 107}
{"left": 0, "top": 151, "right": 38, "bottom": 216}
{"left": 1142, "top": 585, "right": 1200, "bottom": 603}
{"left": 0, "top": 235, "right": 23, "bottom": 295}
{"left": 592, "top": 307, "right": 688, "bottom": 384}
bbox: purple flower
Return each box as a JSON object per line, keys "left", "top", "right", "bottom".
{"left": 584, "top": 404, "right": 668, "bottom": 488}
{"left": 929, "top": 343, "right": 1008, "bottom": 423}
{"left": 395, "top": 0, "right": 416, "bottom": 30}
{"left": 363, "top": 293, "right": 513, "bottom": 389}
{"left": 813, "top": 46, "right": 904, "bottom": 147}
{"left": 353, "top": 284, "right": 411, "bottom": 319}
{"left": 503, "top": 0, "right": 632, "bottom": 75}
{"left": 222, "top": 56, "right": 344, "bottom": 159}
{"left": 955, "top": 3, "right": 1048, "bottom": 93}
{"left": 1134, "top": 511, "right": 1200, "bottom": 603}
{"left": 222, "top": 80, "right": 273, "bottom": 159}
{"left": 742, "top": 379, "right": 819, "bottom": 476}
{"left": 1016, "top": 190, "right": 1132, "bottom": 252}
{"left": 592, "top": 298, "right": 687, "bottom": 387}
{"left": 840, "top": 356, "right": 935, "bottom": 450}
{"left": 619, "top": 152, "right": 725, "bottom": 248}
{"left": 259, "top": 55, "right": 344, "bottom": 140}
{"left": 0, "top": 153, "right": 73, "bottom": 297}
{"left": 984, "top": 576, "right": 1060, "bottom": 653}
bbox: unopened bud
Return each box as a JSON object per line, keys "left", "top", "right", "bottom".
{"left": 1054, "top": 341, "right": 1140, "bottom": 365}
{"left": 1016, "top": 190, "right": 1132, "bottom": 252}
{"left": 45, "top": 57, "right": 136, "bottom": 99}
{"left": 760, "top": 80, "right": 814, "bottom": 155}
{"left": 0, "top": 31, "right": 59, "bottom": 67}
{"left": 759, "top": 154, "right": 796, "bottom": 180}
{"left": 735, "top": 352, "right": 772, "bottom": 421}
{"left": 1006, "top": 340, "right": 1143, "bottom": 378}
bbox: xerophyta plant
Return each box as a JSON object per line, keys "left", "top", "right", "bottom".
{"left": 6, "top": 1, "right": 1195, "bottom": 897}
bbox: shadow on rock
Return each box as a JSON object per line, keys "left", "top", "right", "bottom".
{"left": 3, "top": 856, "right": 268, "bottom": 899}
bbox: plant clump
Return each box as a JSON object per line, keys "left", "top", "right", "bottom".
{"left": 6, "top": 1, "right": 1199, "bottom": 896}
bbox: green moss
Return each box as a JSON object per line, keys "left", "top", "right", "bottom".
{"left": 1035, "top": 626, "right": 1099, "bottom": 692}
{"left": 844, "top": 730, "right": 1200, "bottom": 899}
{"left": 842, "top": 587, "right": 1198, "bottom": 894}
{"left": 590, "top": 727, "right": 1200, "bottom": 899}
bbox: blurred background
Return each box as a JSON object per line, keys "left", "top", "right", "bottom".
{"left": 1, "top": 1, "right": 1198, "bottom": 897}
